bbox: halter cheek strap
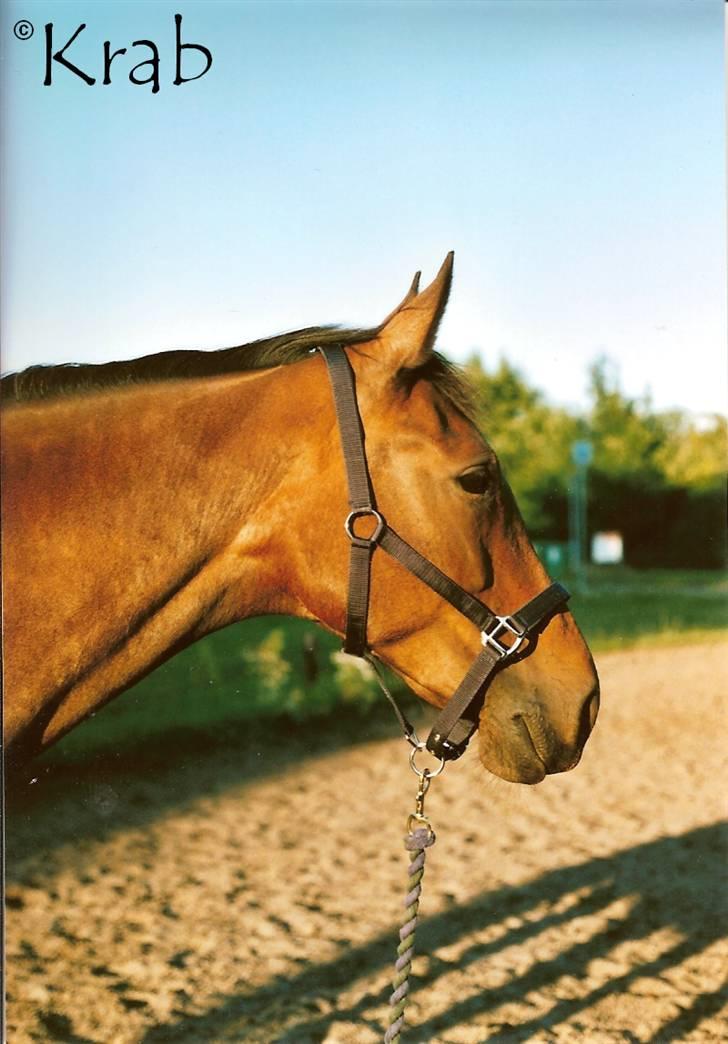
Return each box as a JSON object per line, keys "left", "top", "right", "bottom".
{"left": 318, "top": 346, "right": 570, "bottom": 762}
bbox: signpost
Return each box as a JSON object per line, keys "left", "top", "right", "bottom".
{"left": 569, "top": 440, "right": 592, "bottom": 583}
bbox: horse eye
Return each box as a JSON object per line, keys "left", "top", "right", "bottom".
{"left": 457, "top": 467, "right": 490, "bottom": 496}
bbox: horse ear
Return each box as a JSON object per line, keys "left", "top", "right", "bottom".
{"left": 379, "top": 270, "right": 421, "bottom": 326}
{"left": 376, "top": 252, "right": 454, "bottom": 370}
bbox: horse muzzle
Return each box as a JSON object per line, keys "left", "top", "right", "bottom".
{"left": 479, "top": 681, "right": 600, "bottom": 784}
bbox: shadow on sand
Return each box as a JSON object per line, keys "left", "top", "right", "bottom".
{"left": 132, "top": 822, "right": 727, "bottom": 1044}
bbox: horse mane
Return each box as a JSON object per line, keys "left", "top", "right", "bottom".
{"left": 0, "top": 323, "right": 474, "bottom": 419}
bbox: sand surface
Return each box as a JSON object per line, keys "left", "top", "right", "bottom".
{"left": 5, "top": 643, "right": 728, "bottom": 1043}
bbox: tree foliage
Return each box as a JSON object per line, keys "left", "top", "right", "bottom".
{"left": 464, "top": 353, "right": 726, "bottom": 569}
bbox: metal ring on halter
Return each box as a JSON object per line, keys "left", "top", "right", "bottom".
{"left": 344, "top": 508, "right": 385, "bottom": 544}
{"left": 409, "top": 745, "right": 446, "bottom": 780}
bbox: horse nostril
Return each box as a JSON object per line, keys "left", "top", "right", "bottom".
{"left": 579, "top": 684, "right": 600, "bottom": 746}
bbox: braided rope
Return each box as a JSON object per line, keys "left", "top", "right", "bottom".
{"left": 384, "top": 826, "right": 436, "bottom": 1043}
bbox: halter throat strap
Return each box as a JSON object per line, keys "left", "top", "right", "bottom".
{"left": 318, "top": 346, "right": 569, "bottom": 762}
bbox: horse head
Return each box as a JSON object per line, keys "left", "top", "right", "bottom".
{"left": 287, "top": 254, "right": 599, "bottom": 783}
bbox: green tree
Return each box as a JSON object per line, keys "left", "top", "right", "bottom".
{"left": 587, "top": 357, "right": 668, "bottom": 483}
{"left": 657, "top": 412, "right": 726, "bottom": 490}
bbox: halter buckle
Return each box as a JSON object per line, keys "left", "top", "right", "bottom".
{"left": 344, "top": 508, "right": 385, "bottom": 545}
{"left": 481, "top": 615, "right": 526, "bottom": 659}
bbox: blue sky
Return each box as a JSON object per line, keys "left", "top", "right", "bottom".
{"left": 1, "top": 0, "right": 725, "bottom": 416}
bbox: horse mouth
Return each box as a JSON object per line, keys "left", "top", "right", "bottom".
{"left": 513, "top": 715, "right": 548, "bottom": 782}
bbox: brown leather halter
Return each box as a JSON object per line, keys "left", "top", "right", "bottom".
{"left": 318, "top": 346, "right": 570, "bottom": 763}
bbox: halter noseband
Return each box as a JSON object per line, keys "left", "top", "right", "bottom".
{"left": 319, "top": 346, "right": 569, "bottom": 762}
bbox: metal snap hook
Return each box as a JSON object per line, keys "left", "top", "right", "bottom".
{"left": 406, "top": 811, "right": 433, "bottom": 834}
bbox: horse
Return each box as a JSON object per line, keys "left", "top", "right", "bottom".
{"left": 1, "top": 254, "right": 599, "bottom": 780}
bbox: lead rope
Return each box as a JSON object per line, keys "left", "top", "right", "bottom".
{"left": 384, "top": 750, "right": 444, "bottom": 1043}
{"left": 363, "top": 652, "right": 445, "bottom": 1042}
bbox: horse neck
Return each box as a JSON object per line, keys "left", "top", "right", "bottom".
{"left": 3, "top": 362, "right": 325, "bottom": 751}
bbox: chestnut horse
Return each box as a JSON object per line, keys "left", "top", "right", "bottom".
{"left": 1, "top": 255, "right": 598, "bottom": 780}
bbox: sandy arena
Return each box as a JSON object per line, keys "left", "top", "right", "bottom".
{"left": 5, "top": 643, "right": 727, "bottom": 1043}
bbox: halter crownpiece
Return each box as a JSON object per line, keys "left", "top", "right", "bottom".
{"left": 318, "top": 345, "right": 570, "bottom": 763}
